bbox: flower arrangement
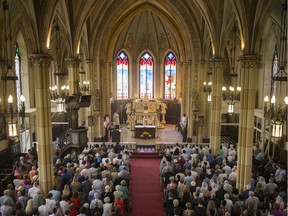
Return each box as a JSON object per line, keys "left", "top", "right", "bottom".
{"left": 140, "top": 131, "right": 151, "bottom": 139}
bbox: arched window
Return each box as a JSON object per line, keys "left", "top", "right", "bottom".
{"left": 164, "top": 52, "right": 177, "bottom": 99}
{"left": 116, "top": 51, "right": 129, "bottom": 99}
{"left": 139, "top": 52, "right": 153, "bottom": 98}
{"left": 271, "top": 45, "right": 278, "bottom": 97}
{"left": 15, "top": 42, "right": 22, "bottom": 112}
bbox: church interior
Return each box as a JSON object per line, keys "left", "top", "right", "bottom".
{"left": 0, "top": 0, "right": 287, "bottom": 212}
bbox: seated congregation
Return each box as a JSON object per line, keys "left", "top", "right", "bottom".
{"left": 0, "top": 142, "right": 131, "bottom": 216}
{"left": 160, "top": 143, "right": 287, "bottom": 216}
{"left": 0, "top": 142, "right": 286, "bottom": 216}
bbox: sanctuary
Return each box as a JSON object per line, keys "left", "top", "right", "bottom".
{"left": 126, "top": 94, "right": 168, "bottom": 133}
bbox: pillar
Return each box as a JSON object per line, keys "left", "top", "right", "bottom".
{"left": 100, "top": 61, "right": 112, "bottom": 138}
{"left": 199, "top": 60, "right": 207, "bottom": 142}
{"left": 87, "top": 60, "right": 101, "bottom": 141}
{"left": 237, "top": 55, "right": 260, "bottom": 192}
{"left": 210, "top": 58, "right": 224, "bottom": 154}
{"left": 65, "top": 58, "right": 81, "bottom": 129}
{"left": 29, "top": 54, "right": 53, "bottom": 196}
{"left": 65, "top": 58, "right": 81, "bottom": 95}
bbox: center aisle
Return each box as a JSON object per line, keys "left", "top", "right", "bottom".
{"left": 128, "top": 158, "right": 165, "bottom": 216}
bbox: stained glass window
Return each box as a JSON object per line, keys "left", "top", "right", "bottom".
{"left": 271, "top": 46, "right": 278, "bottom": 97}
{"left": 164, "top": 52, "right": 177, "bottom": 99}
{"left": 15, "top": 42, "right": 22, "bottom": 112}
{"left": 139, "top": 52, "right": 153, "bottom": 98}
{"left": 116, "top": 51, "right": 129, "bottom": 99}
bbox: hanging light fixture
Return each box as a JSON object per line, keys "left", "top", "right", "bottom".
{"left": 79, "top": 65, "right": 90, "bottom": 93}
{"left": 49, "top": 16, "right": 68, "bottom": 112}
{"left": 222, "top": 21, "right": 241, "bottom": 114}
{"left": 1, "top": 0, "right": 18, "bottom": 81}
{"left": 263, "top": 2, "right": 287, "bottom": 139}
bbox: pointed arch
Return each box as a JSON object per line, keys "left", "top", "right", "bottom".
{"left": 164, "top": 51, "right": 177, "bottom": 99}
{"left": 116, "top": 51, "right": 129, "bottom": 99}
{"left": 139, "top": 52, "right": 153, "bottom": 98}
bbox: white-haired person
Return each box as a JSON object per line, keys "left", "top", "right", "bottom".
{"left": 244, "top": 191, "right": 260, "bottom": 212}
{"left": 223, "top": 193, "right": 233, "bottom": 213}
{"left": 102, "top": 197, "right": 112, "bottom": 216}
{"left": 102, "top": 185, "right": 114, "bottom": 204}
{"left": 90, "top": 192, "right": 103, "bottom": 211}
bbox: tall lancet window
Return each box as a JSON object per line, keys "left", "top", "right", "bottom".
{"left": 15, "top": 42, "right": 22, "bottom": 112}
{"left": 139, "top": 52, "right": 153, "bottom": 98}
{"left": 271, "top": 46, "right": 278, "bottom": 97}
{"left": 164, "top": 52, "right": 177, "bottom": 99}
{"left": 116, "top": 51, "right": 129, "bottom": 99}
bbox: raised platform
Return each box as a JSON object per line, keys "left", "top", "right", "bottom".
{"left": 132, "top": 145, "right": 161, "bottom": 158}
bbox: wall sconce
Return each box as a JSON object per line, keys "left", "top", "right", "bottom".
{"left": 203, "top": 81, "right": 212, "bottom": 102}
{"left": 80, "top": 80, "right": 90, "bottom": 92}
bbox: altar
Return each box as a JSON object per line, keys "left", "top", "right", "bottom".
{"left": 125, "top": 94, "right": 168, "bottom": 131}
{"left": 135, "top": 125, "right": 156, "bottom": 138}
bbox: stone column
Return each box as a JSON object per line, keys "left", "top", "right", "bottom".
{"left": 65, "top": 58, "right": 81, "bottom": 129}
{"left": 65, "top": 58, "right": 81, "bottom": 95}
{"left": 210, "top": 58, "right": 224, "bottom": 154}
{"left": 86, "top": 60, "right": 94, "bottom": 141}
{"left": 100, "top": 61, "right": 111, "bottom": 138}
{"left": 199, "top": 60, "right": 207, "bottom": 142}
{"left": 237, "top": 55, "right": 260, "bottom": 192}
{"left": 29, "top": 54, "right": 53, "bottom": 196}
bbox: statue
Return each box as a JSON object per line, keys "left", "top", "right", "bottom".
{"left": 161, "top": 102, "right": 167, "bottom": 114}
{"left": 113, "top": 112, "right": 120, "bottom": 129}
{"left": 130, "top": 113, "right": 136, "bottom": 130}
{"left": 125, "top": 102, "right": 132, "bottom": 123}
{"left": 125, "top": 102, "right": 132, "bottom": 113}
{"left": 160, "top": 103, "right": 168, "bottom": 124}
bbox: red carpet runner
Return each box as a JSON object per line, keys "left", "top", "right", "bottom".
{"left": 128, "top": 158, "right": 165, "bottom": 216}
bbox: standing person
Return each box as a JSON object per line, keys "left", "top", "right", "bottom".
{"left": 104, "top": 116, "right": 109, "bottom": 142}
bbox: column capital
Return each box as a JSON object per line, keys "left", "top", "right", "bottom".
{"left": 85, "top": 59, "right": 93, "bottom": 65}
{"left": 29, "top": 54, "right": 52, "bottom": 67}
{"left": 212, "top": 58, "right": 224, "bottom": 69}
{"left": 64, "top": 58, "right": 81, "bottom": 68}
{"left": 199, "top": 60, "right": 206, "bottom": 68}
{"left": 239, "top": 55, "right": 261, "bottom": 69}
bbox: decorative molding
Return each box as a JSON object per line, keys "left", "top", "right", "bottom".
{"left": 213, "top": 58, "right": 224, "bottom": 69}
{"left": 239, "top": 55, "right": 261, "bottom": 69}
{"left": 29, "top": 54, "right": 52, "bottom": 67}
{"left": 92, "top": 89, "right": 101, "bottom": 112}
{"left": 64, "top": 58, "right": 81, "bottom": 68}
{"left": 199, "top": 60, "right": 206, "bottom": 69}
{"left": 85, "top": 59, "right": 93, "bottom": 65}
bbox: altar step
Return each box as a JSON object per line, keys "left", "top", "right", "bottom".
{"left": 132, "top": 151, "right": 161, "bottom": 158}
{"left": 131, "top": 144, "right": 161, "bottom": 158}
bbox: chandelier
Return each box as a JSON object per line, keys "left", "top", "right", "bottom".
{"left": 263, "top": 2, "right": 287, "bottom": 139}
{"left": 49, "top": 85, "right": 69, "bottom": 112}
{"left": 222, "top": 21, "right": 241, "bottom": 114}
{"left": 49, "top": 17, "right": 68, "bottom": 113}
{"left": 203, "top": 63, "right": 213, "bottom": 102}
{"left": 79, "top": 66, "right": 90, "bottom": 93}
{"left": 222, "top": 85, "right": 241, "bottom": 114}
